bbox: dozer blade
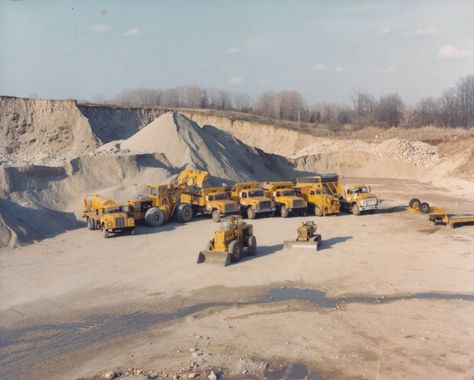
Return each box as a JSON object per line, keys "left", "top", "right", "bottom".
{"left": 197, "top": 250, "right": 232, "bottom": 266}
{"left": 283, "top": 235, "right": 321, "bottom": 251}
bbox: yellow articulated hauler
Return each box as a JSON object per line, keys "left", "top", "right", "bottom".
{"left": 230, "top": 182, "right": 276, "bottom": 219}
{"left": 261, "top": 181, "right": 307, "bottom": 217}
{"left": 83, "top": 195, "right": 135, "bottom": 238}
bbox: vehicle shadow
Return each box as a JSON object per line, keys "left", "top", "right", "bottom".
{"left": 238, "top": 244, "right": 283, "bottom": 264}
{"left": 376, "top": 204, "right": 407, "bottom": 214}
{"left": 319, "top": 236, "right": 352, "bottom": 250}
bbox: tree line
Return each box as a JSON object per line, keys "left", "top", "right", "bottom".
{"left": 93, "top": 74, "right": 474, "bottom": 128}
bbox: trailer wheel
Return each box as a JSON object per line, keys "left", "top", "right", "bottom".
{"left": 420, "top": 202, "right": 430, "bottom": 214}
{"left": 228, "top": 240, "right": 242, "bottom": 262}
{"left": 314, "top": 205, "right": 323, "bottom": 217}
{"left": 247, "top": 235, "right": 257, "bottom": 256}
{"left": 145, "top": 207, "right": 165, "bottom": 227}
{"left": 247, "top": 207, "right": 256, "bottom": 219}
{"left": 280, "top": 206, "right": 289, "bottom": 218}
{"left": 352, "top": 204, "right": 360, "bottom": 215}
{"left": 409, "top": 198, "right": 421, "bottom": 209}
{"left": 177, "top": 204, "right": 193, "bottom": 222}
{"left": 211, "top": 209, "right": 221, "bottom": 222}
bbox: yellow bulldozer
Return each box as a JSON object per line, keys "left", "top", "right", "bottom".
{"left": 197, "top": 216, "right": 257, "bottom": 266}
{"left": 283, "top": 221, "right": 322, "bottom": 250}
{"left": 127, "top": 168, "right": 208, "bottom": 227}
{"left": 83, "top": 195, "right": 135, "bottom": 238}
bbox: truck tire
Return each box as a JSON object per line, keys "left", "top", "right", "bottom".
{"left": 177, "top": 204, "right": 193, "bottom": 223}
{"left": 247, "top": 235, "right": 257, "bottom": 256}
{"left": 280, "top": 206, "right": 289, "bottom": 218}
{"left": 145, "top": 207, "right": 165, "bottom": 227}
{"left": 211, "top": 209, "right": 221, "bottom": 222}
{"left": 228, "top": 240, "right": 242, "bottom": 262}
{"left": 420, "top": 202, "right": 430, "bottom": 214}
{"left": 314, "top": 205, "right": 323, "bottom": 217}
{"left": 352, "top": 203, "right": 360, "bottom": 215}
{"left": 247, "top": 207, "right": 256, "bottom": 219}
{"left": 409, "top": 198, "right": 421, "bottom": 210}
{"left": 87, "top": 218, "right": 94, "bottom": 230}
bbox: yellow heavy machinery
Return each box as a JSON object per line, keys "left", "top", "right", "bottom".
{"left": 408, "top": 198, "right": 474, "bottom": 229}
{"left": 299, "top": 174, "right": 378, "bottom": 215}
{"left": 293, "top": 179, "right": 340, "bottom": 217}
{"left": 83, "top": 195, "right": 135, "bottom": 238}
{"left": 230, "top": 182, "right": 276, "bottom": 219}
{"left": 127, "top": 168, "right": 208, "bottom": 227}
{"left": 261, "top": 181, "right": 307, "bottom": 217}
{"left": 283, "top": 221, "right": 322, "bottom": 250}
{"left": 180, "top": 186, "right": 240, "bottom": 222}
{"left": 197, "top": 216, "right": 257, "bottom": 266}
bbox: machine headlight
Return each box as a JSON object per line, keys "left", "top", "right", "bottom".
{"left": 107, "top": 221, "right": 113, "bottom": 227}
{"left": 128, "top": 218, "right": 134, "bottom": 225}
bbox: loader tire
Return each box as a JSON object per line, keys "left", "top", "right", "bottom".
{"left": 420, "top": 202, "right": 430, "bottom": 214}
{"left": 145, "top": 207, "right": 165, "bottom": 227}
{"left": 177, "top": 204, "right": 193, "bottom": 223}
{"left": 314, "top": 205, "right": 323, "bottom": 217}
{"left": 247, "top": 235, "right": 257, "bottom": 256}
{"left": 211, "top": 209, "right": 221, "bottom": 223}
{"left": 409, "top": 198, "right": 421, "bottom": 210}
{"left": 280, "top": 206, "right": 289, "bottom": 218}
{"left": 228, "top": 240, "right": 242, "bottom": 262}
{"left": 87, "top": 218, "right": 94, "bottom": 230}
{"left": 352, "top": 203, "right": 360, "bottom": 216}
{"left": 247, "top": 207, "right": 256, "bottom": 219}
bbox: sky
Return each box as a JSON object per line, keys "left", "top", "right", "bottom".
{"left": 0, "top": 0, "right": 473, "bottom": 105}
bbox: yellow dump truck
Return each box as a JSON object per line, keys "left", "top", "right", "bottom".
{"left": 83, "top": 195, "right": 135, "bottom": 238}
{"left": 261, "top": 181, "right": 307, "bottom": 217}
{"left": 230, "top": 182, "right": 275, "bottom": 219}
{"left": 180, "top": 186, "right": 240, "bottom": 222}
{"left": 301, "top": 173, "right": 378, "bottom": 215}
{"left": 294, "top": 178, "right": 340, "bottom": 217}
{"left": 127, "top": 168, "right": 208, "bottom": 227}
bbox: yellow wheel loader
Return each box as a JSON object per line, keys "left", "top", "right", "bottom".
{"left": 197, "top": 216, "right": 257, "bottom": 266}
{"left": 127, "top": 168, "right": 209, "bottom": 227}
{"left": 83, "top": 195, "right": 135, "bottom": 238}
{"left": 283, "top": 221, "right": 322, "bottom": 250}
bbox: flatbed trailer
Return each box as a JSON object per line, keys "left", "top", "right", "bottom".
{"left": 429, "top": 213, "right": 474, "bottom": 229}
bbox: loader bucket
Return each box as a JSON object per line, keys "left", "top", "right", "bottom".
{"left": 283, "top": 235, "right": 321, "bottom": 251}
{"left": 197, "top": 250, "right": 232, "bottom": 266}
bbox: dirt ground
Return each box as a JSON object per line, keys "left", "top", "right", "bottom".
{"left": 1, "top": 178, "right": 474, "bottom": 380}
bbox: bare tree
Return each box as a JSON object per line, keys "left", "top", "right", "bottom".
{"left": 375, "top": 93, "right": 404, "bottom": 126}
{"left": 232, "top": 92, "right": 253, "bottom": 112}
{"left": 456, "top": 74, "right": 474, "bottom": 126}
{"left": 277, "top": 90, "right": 305, "bottom": 121}
{"left": 113, "top": 88, "right": 161, "bottom": 107}
{"left": 256, "top": 91, "right": 279, "bottom": 119}
{"left": 161, "top": 88, "right": 179, "bottom": 107}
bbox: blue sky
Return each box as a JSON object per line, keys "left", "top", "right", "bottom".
{"left": 0, "top": 0, "right": 473, "bottom": 104}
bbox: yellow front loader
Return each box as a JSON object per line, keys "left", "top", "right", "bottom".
{"left": 197, "top": 216, "right": 257, "bottom": 266}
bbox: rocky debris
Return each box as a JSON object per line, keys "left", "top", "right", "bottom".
{"left": 104, "top": 370, "right": 118, "bottom": 379}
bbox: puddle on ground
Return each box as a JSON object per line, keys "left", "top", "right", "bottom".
{"left": 2, "top": 288, "right": 474, "bottom": 379}
{"left": 265, "top": 287, "right": 474, "bottom": 308}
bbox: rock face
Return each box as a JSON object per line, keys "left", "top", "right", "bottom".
{"left": 0, "top": 97, "right": 100, "bottom": 165}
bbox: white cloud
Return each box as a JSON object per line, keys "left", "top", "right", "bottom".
{"left": 124, "top": 28, "right": 143, "bottom": 37}
{"left": 227, "top": 47, "right": 241, "bottom": 54}
{"left": 334, "top": 66, "right": 344, "bottom": 72}
{"left": 229, "top": 77, "right": 243, "bottom": 85}
{"left": 313, "top": 63, "right": 325, "bottom": 71}
{"left": 415, "top": 25, "right": 440, "bottom": 36}
{"left": 89, "top": 24, "right": 112, "bottom": 33}
{"left": 380, "top": 26, "right": 391, "bottom": 35}
{"left": 437, "top": 44, "right": 472, "bottom": 59}
{"left": 257, "top": 79, "right": 271, "bottom": 85}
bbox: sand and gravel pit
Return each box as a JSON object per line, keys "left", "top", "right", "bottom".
{"left": 1, "top": 178, "right": 474, "bottom": 380}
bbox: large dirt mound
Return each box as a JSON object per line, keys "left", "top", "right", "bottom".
{"left": 0, "top": 97, "right": 100, "bottom": 165}
{"left": 97, "top": 112, "right": 296, "bottom": 181}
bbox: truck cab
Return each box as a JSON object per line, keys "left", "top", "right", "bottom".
{"left": 262, "top": 182, "right": 307, "bottom": 217}
{"left": 83, "top": 195, "right": 135, "bottom": 238}
{"left": 342, "top": 184, "right": 378, "bottom": 215}
{"left": 230, "top": 182, "right": 275, "bottom": 219}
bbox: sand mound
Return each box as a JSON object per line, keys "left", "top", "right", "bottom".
{"left": 97, "top": 112, "right": 296, "bottom": 181}
{"left": 0, "top": 97, "right": 100, "bottom": 165}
